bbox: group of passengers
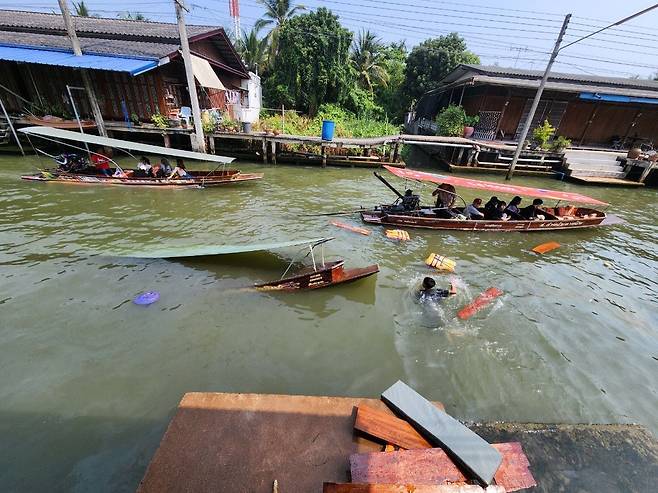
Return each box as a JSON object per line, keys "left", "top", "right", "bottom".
{"left": 464, "top": 195, "right": 545, "bottom": 221}
{"left": 88, "top": 147, "right": 192, "bottom": 180}
{"left": 134, "top": 157, "right": 192, "bottom": 179}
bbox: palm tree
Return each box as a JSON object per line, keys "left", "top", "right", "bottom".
{"left": 255, "top": 0, "right": 305, "bottom": 55}
{"left": 239, "top": 28, "right": 270, "bottom": 74}
{"left": 73, "top": 1, "right": 90, "bottom": 17}
{"left": 351, "top": 30, "right": 389, "bottom": 92}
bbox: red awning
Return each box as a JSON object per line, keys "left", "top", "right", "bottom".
{"left": 383, "top": 166, "right": 609, "bottom": 206}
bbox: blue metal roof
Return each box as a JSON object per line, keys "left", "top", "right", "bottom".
{"left": 0, "top": 44, "right": 159, "bottom": 76}
{"left": 579, "top": 92, "right": 658, "bottom": 106}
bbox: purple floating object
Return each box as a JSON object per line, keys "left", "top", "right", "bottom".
{"left": 133, "top": 291, "right": 160, "bottom": 305}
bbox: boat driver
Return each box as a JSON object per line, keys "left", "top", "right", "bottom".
{"left": 401, "top": 189, "right": 420, "bottom": 211}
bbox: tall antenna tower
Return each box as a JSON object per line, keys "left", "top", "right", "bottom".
{"left": 229, "top": 0, "right": 241, "bottom": 40}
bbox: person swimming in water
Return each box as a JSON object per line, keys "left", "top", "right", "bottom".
{"left": 417, "top": 277, "right": 456, "bottom": 301}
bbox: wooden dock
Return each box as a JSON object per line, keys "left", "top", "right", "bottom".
{"left": 137, "top": 392, "right": 658, "bottom": 493}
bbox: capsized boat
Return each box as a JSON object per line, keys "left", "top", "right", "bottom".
{"left": 19, "top": 126, "right": 263, "bottom": 188}
{"left": 361, "top": 166, "right": 617, "bottom": 232}
{"left": 122, "top": 237, "right": 379, "bottom": 292}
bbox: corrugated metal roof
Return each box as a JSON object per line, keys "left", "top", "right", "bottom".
{"left": 471, "top": 74, "right": 658, "bottom": 99}
{"left": 0, "top": 30, "right": 174, "bottom": 59}
{"left": 459, "top": 64, "right": 658, "bottom": 91}
{"left": 0, "top": 9, "right": 213, "bottom": 42}
{"left": 0, "top": 45, "right": 158, "bottom": 75}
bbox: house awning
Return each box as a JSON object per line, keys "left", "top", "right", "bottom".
{"left": 0, "top": 44, "right": 158, "bottom": 75}
{"left": 191, "top": 54, "right": 226, "bottom": 90}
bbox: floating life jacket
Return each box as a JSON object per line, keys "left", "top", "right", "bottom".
{"left": 425, "top": 253, "right": 456, "bottom": 272}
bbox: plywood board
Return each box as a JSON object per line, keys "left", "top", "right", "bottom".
{"left": 381, "top": 381, "right": 502, "bottom": 485}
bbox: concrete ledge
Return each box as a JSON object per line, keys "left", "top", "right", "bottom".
{"left": 137, "top": 392, "right": 658, "bottom": 493}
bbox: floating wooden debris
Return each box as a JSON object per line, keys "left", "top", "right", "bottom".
{"left": 425, "top": 253, "right": 456, "bottom": 272}
{"left": 330, "top": 220, "right": 371, "bottom": 236}
{"left": 381, "top": 381, "right": 502, "bottom": 485}
{"left": 457, "top": 288, "right": 503, "bottom": 320}
{"left": 350, "top": 444, "right": 535, "bottom": 492}
{"left": 323, "top": 483, "right": 506, "bottom": 493}
{"left": 532, "top": 241, "right": 560, "bottom": 254}
{"left": 385, "top": 229, "right": 411, "bottom": 241}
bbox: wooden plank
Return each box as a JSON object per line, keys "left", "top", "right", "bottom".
{"left": 354, "top": 405, "right": 432, "bottom": 450}
{"left": 350, "top": 445, "right": 536, "bottom": 492}
{"left": 381, "top": 381, "right": 502, "bottom": 485}
{"left": 323, "top": 483, "right": 506, "bottom": 493}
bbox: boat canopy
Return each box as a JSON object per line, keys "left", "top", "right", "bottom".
{"left": 383, "top": 166, "right": 609, "bottom": 206}
{"left": 122, "top": 238, "right": 333, "bottom": 258}
{"left": 19, "top": 126, "right": 234, "bottom": 164}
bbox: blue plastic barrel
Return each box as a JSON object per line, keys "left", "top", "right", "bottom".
{"left": 321, "top": 120, "right": 335, "bottom": 141}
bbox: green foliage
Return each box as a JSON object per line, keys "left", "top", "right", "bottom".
{"left": 551, "top": 135, "right": 571, "bottom": 152}
{"left": 33, "top": 101, "right": 72, "bottom": 120}
{"left": 239, "top": 27, "right": 270, "bottom": 74}
{"left": 345, "top": 87, "right": 385, "bottom": 120}
{"left": 373, "top": 42, "right": 407, "bottom": 122}
{"left": 404, "top": 33, "right": 479, "bottom": 103}
{"left": 130, "top": 113, "right": 140, "bottom": 125}
{"left": 464, "top": 114, "right": 480, "bottom": 127}
{"left": 151, "top": 113, "right": 169, "bottom": 130}
{"left": 350, "top": 30, "right": 388, "bottom": 93}
{"left": 202, "top": 118, "right": 216, "bottom": 134}
{"left": 436, "top": 104, "right": 467, "bottom": 137}
{"left": 532, "top": 120, "right": 556, "bottom": 149}
{"left": 255, "top": 0, "right": 306, "bottom": 57}
{"left": 263, "top": 8, "right": 353, "bottom": 115}
{"left": 256, "top": 103, "right": 398, "bottom": 138}
{"left": 118, "top": 12, "right": 149, "bottom": 21}
{"left": 73, "top": 1, "right": 90, "bottom": 17}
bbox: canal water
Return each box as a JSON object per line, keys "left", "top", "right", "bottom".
{"left": 1, "top": 154, "right": 657, "bottom": 492}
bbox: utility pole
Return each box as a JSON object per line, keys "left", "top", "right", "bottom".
{"left": 57, "top": 0, "right": 107, "bottom": 136}
{"left": 505, "top": 14, "right": 570, "bottom": 180}
{"left": 174, "top": 0, "right": 206, "bottom": 153}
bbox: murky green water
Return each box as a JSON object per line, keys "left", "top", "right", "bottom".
{"left": 1, "top": 153, "right": 657, "bottom": 492}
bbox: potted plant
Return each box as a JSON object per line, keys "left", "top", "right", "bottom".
{"left": 436, "top": 104, "right": 467, "bottom": 137}
{"left": 463, "top": 114, "right": 480, "bottom": 138}
{"left": 532, "top": 120, "right": 556, "bottom": 150}
{"left": 151, "top": 113, "right": 170, "bottom": 132}
{"left": 130, "top": 113, "right": 141, "bottom": 126}
{"left": 550, "top": 135, "right": 571, "bottom": 153}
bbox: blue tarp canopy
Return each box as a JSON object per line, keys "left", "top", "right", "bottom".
{"left": 0, "top": 44, "right": 158, "bottom": 76}
{"left": 579, "top": 92, "right": 658, "bottom": 106}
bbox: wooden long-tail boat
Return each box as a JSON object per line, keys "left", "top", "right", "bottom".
{"left": 18, "top": 126, "right": 263, "bottom": 188}
{"left": 254, "top": 260, "right": 378, "bottom": 291}
{"left": 122, "top": 237, "right": 378, "bottom": 292}
{"left": 361, "top": 166, "right": 616, "bottom": 232}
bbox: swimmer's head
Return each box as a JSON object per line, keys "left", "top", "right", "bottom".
{"left": 422, "top": 277, "right": 436, "bottom": 290}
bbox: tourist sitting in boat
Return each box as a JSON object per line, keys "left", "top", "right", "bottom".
{"left": 521, "top": 199, "right": 545, "bottom": 220}
{"left": 505, "top": 196, "right": 523, "bottom": 218}
{"left": 464, "top": 198, "right": 485, "bottom": 219}
{"left": 488, "top": 200, "right": 510, "bottom": 221}
{"left": 416, "top": 277, "right": 456, "bottom": 301}
{"left": 160, "top": 158, "right": 173, "bottom": 176}
{"left": 483, "top": 196, "right": 499, "bottom": 216}
{"left": 168, "top": 159, "right": 193, "bottom": 179}
{"left": 134, "top": 156, "right": 153, "bottom": 177}
{"left": 91, "top": 147, "right": 112, "bottom": 176}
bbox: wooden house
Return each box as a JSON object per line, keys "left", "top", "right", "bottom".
{"left": 0, "top": 10, "right": 252, "bottom": 123}
{"left": 414, "top": 64, "right": 658, "bottom": 148}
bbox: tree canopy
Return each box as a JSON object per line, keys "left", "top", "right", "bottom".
{"left": 403, "top": 33, "right": 479, "bottom": 103}
{"left": 264, "top": 8, "right": 353, "bottom": 115}
{"left": 255, "top": 0, "right": 306, "bottom": 56}
{"left": 351, "top": 30, "right": 388, "bottom": 93}
{"left": 239, "top": 27, "right": 270, "bottom": 74}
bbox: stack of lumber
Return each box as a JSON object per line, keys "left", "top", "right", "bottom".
{"left": 323, "top": 381, "right": 537, "bottom": 493}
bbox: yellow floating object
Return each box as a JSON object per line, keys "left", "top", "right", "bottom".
{"left": 385, "top": 229, "right": 410, "bottom": 241}
{"left": 425, "top": 253, "right": 456, "bottom": 272}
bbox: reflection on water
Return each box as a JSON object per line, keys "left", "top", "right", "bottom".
{"left": 1, "top": 155, "right": 657, "bottom": 492}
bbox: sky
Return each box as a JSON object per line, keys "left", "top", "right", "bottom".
{"left": 2, "top": 0, "right": 658, "bottom": 78}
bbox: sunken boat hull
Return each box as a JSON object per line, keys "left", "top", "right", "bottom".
{"left": 254, "top": 260, "right": 379, "bottom": 291}
{"left": 20, "top": 169, "right": 263, "bottom": 188}
{"left": 361, "top": 206, "right": 606, "bottom": 232}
